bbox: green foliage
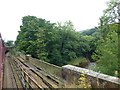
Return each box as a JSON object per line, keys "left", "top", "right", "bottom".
{"left": 81, "top": 27, "right": 98, "bottom": 36}
{"left": 92, "top": 0, "right": 119, "bottom": 76}
{"left": 5, "top": 40, "right": 14, "bottom": 47}
{"left": 14, "top": 0, "right": 119, "bottom": 78}
{"left": 47, "top": 21, "right": 80, "bottom": 66}
{"left": 93, "top": 24, "right": 118, "bottom": 75}
{"left": 15, "top": 16, "right": 85, "bottom": 66}
{"left": 15, "top": 16, "right": 47, "bottom": 60}
{"left": 78, "top": 71, "right": 91, "bottom": 88}
{"left": 15, "top": 15, "right": 98, "bottom": 66}
{"left": 15, "top": 0, "right": 119, "bottom": 77}
{"left": 68, "top": 57, "right": 88, "bottom": 66}
{"left": 78, "top": 35, "right": 97, "bottom": 61}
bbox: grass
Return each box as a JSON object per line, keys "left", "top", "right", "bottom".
{"left": 68, "top": 57, "right": 88, "bottom": 68}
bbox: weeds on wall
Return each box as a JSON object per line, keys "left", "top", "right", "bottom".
{"left": 77, "top": 71, "right": 91, "bottom": 88}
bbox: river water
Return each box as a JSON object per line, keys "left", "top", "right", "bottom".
{"left": 85, "top": 62, "right": 96, "bottom": 70}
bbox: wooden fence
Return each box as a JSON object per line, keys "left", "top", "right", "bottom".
{"left": 2, "top": 53, "right": 64, "bottom": 89}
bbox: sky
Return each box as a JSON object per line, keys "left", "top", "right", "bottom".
{"left": 0, "top": 0, "right": 109, "bottom": 41}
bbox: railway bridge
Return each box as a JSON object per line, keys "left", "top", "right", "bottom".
{"left": 0, "top": 33, "right": 120, "bottom": 89}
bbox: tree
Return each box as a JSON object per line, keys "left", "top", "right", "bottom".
{"left": 81, "top": 27, "right": 98, "bottom": 36}
{"left": 46, "top": 21, "right": 80, "bottom": 66}
{"left": 5, "top": 40, "right": 14, "bottom": 47}
{"left": 15, "top": 16, "right": 47, "bottom": 59}
{"left": 78, "top": 35, "right": 96, "bottom": 61}
{"left": 16, "top": 15, "right": 105, "bottom": 67}
{"left": 92, "top": 0, "right": 119, "bottom": 76}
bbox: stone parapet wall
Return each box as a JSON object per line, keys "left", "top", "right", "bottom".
{"left": 62, "top": 65, "right": 120, "bottom": 88}
{"left": 17, "top": 53, "right": 120, "bottom": 88}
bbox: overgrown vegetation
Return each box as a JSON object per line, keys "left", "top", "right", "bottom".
{"left": 15, "top": 17, "right": 97, "bottom": 66}
{"left": 78, "top": 71, "right": 91, "bottom": 88}
{"left": 15, "top": 0, "right": 119, "bottom": 77}
{"left": 68, "top": 57, "right": 89, "bottom": 68}
{"left": 92, "top": 0, "right": 119, "bottom": 76}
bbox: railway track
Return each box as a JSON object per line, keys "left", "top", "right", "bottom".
{"left": 2, "top": 54, "right": 65, "bottom": 89}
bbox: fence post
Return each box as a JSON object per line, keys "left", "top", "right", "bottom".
{"left": 25, "top": 55, "right": 31, "bottom": 63}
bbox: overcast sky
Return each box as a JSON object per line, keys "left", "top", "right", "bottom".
{"left": 0, "top": 0, "right": 109, "bottom": 41}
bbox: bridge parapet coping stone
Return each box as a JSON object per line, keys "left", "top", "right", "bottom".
{"left": 62, "top": 65, "right": 120, "bottom": 88}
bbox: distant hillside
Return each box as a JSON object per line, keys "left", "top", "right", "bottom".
{"left": 80, "top": 27, "right": 98, "bottom": 36}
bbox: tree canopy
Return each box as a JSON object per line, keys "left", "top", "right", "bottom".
{"left": 92, "top": 0, "right": 119, "bottom": 76}
{"left": 15, "top": 15, "right": 97, "bottom": 66}
{"left": 15, "top": 0, "right": 119, "bottom": 77}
